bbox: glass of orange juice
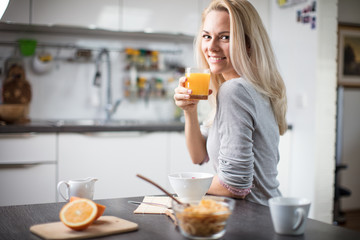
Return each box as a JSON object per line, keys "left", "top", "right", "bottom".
{"left": 185, "top": 67, "right": 211, "bottom": 100}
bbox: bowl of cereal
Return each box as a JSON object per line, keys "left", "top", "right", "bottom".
{"left": 168, "top": 172, "right": 213, "bottom": 202}
{"left": 172, "top": 196, "right": 235, "bottom": 239}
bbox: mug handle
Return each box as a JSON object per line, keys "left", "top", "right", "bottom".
{"left": 57, "top": 181, "right": 70, "bottom": 201}
{"left": 293, "top": 208, "right": 305, "bottom": 230}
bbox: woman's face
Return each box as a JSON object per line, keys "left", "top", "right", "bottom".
{"left": 201, "top": 10, "right": 239, "bottom": 80}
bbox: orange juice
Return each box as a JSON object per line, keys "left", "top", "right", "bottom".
{"left": 185, "top": 72, "right": 210, "bottom": 100}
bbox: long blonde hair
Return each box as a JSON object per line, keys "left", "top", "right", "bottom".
{"left": 196, "top": 0, "right": 287, "bottom": 135}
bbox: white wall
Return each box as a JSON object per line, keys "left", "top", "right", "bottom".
{"left": 267, "top": 0, "right": 338, "bottom": 223}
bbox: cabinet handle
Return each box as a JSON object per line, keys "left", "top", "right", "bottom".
{"left": 0, "top": 133, "right": 36, "bottom": 138}
{"left": 80, "top": 132, "right": 148, "bottom": 137}
{"left": 0, "top": 161, "right": 54, "bottom": 168}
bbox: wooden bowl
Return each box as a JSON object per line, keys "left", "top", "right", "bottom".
{"left": 0, "top": 104, "right": 28, "bottom": 123}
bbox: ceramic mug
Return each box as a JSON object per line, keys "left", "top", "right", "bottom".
{"left": 57, "top": 177, "right": 97, "bottom": 201}
{"left": 268, "top": 197, "right": 311, "bottom": 235}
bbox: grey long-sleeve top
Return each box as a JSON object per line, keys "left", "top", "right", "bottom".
{"left": 201, "top": 77, "right": 281, "bottom": 206}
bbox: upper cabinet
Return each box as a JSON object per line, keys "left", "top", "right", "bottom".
{"left": 31, "top": 0, "right": 121, "bottom": 30}
{"left": 1, "top": 0, "right": 212, "bottom": 35}
{"left": 122, "top": 0, "right": 202, "bottom": 36}
{"left": 1, "top": 0, "right": 30, "bottom": 24}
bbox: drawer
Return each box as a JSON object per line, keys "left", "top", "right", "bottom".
{"left": 0, "top": 133, "right": 57, "bottom": 163}
{"left": 0, "top": 163, "right": 56, "bottom": 206}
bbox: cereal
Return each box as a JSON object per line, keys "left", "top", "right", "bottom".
{"left": 175, "top": 199, "right": 231, "bottom": 237}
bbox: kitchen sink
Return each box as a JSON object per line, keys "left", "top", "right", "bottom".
{"left": 50, "top": 119, "right": 143, "bottom": 127}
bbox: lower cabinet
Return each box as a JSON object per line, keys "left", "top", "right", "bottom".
{"left": 0, "top": 163, "right": 57, "bottom": 206}
{"left": 0, "top": 133, "right": 57, "bottom": 206}
{"left": 58, "top": 132, "right": 170, "bottom": 200}
{"left": 0, "top": 130, "right": 292, "bottom": 205}
{"left": 168, "top": 132, "right": 214, "bottom": 174}
{"left": 57, "top": 132, "right": 216, "bottom": 201}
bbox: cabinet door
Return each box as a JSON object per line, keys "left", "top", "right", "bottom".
{"left": 122, "top": 0, "right": 201, "bottom": 35}
{"left": 168, "top": 132, "right": 214, "bottom": 175}
{"left": 58, "top": 132, "right": 169, "bottom": 201}
{"left": 0, "top": 163, "right": 56, "bottom": 206}
{"left": 32, "top": 0, "right": 121, "bottom": 30}
{"left": 0, "top": 133, "right": 56, "bottom": 163}
{"left": 1, "top": 0, "right": 30, "bottom": 24}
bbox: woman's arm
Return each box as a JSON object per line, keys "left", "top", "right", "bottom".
{"left": 207, "top": 175, "right": 249, "bottom": 199}
{"left": 184, "top": 110, "right": 208, "bottom": 165}
{"left": 174, "top": 77, "right": 208, "bottom": 165}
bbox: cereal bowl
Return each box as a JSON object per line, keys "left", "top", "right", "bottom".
{"left": 172, "top": 196, "right": 235, "bottom": 239}
{"left": 168, "top": 172, "right": 213, "bottom": 202}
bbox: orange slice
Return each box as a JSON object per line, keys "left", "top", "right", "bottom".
{"left": 59, "top": 198, "right": 98, "bottom": 231}
{"left": 70, "top": 196, "right": 106, "bottom": 220}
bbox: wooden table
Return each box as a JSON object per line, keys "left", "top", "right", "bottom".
{"left": 0, "top": 196, "right": 359, "bottom": 239}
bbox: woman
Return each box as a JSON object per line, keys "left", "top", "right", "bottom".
{"left": 173, "top": 0, "right": 287, "bottom": 206}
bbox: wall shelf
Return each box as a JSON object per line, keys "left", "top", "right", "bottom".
{"left": 0, "top": 22, "right": 195, "bottom": 43}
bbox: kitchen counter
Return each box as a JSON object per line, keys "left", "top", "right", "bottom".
{"left": 0, "top": 119, "right": 185, "bottom": 133}
{"left": 0, "top": 196, "right": 359, "bottom": 240}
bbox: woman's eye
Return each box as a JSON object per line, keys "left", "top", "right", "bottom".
{"left": 220, "top": 35, "right": 230, "bottom": 40}
{"left": 202, "top": 34, "right": 211, "bottom": 40}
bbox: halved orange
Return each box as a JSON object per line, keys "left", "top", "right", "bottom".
{"left": 59, "top": 198, "right": 98, "bottom": 231}
{"left": 70, "top": 196, "right": 106, "bottom": 220}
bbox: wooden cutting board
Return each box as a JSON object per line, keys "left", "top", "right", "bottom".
{"left": 30, "top": 216, "right": 138, "bottom": 240}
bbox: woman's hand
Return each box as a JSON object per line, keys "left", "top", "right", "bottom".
{"left": 173, "top": 76, "right": 198, "bottom": 113}
{"left": 173, "top": 76, "right": 212, "bottom": 113}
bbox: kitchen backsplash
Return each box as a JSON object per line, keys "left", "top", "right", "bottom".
{"left": 0, "top": 27, "right": 205, "bottom": 122}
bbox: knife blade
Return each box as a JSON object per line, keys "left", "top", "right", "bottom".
{"left": 128, "top": 200, "right": 172, "bottom": 209}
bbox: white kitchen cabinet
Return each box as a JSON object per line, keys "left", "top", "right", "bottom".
{"left": 32, "top": 0, "right": 121, "bottom": 30}
{"left": 1, "top": 0, "right": 31, "bottom": 24}
{"left": 0, "top": 163, "right": 56, "bottom": 206}
{"left": 0, "top": 133, "right": 57, "bottom": 206}
{"left": 168, "top": 132, "right": 214, "bottom": 175}
{"left": 122, "top": 0, "right": 202, "bottom": 36}
{"left": 58, "top": 132, "right": 169, "bottom": 201}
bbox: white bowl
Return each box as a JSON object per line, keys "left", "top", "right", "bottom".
{"left": 168, "top": 172, "right": 214, "bottom": 202}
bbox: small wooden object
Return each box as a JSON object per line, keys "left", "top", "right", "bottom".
{"left": 30, "top": 216, "right": 138, "bottom": 240}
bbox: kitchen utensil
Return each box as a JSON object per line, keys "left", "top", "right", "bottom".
{"left": 165, "top": 209, "right": 178, "bottom": 226}
{"left": 128, "top": 200, "right": 172, "bottom": 209}
{"left": 168, "top": 172, "right": 213, "bottom": 201}
{"left": 18, "top": 39, "right": 37, "bottom": 56}
{"left": 136, "top": 174, "right": 187, "bottom": 206}
{"left": 57, "top": 177, "right": 98, "bottom": 201}
{"left": 32, "top": 52, "right": 54, "bottom": 74}
{"left": 30, "top": 216, "right": 138, "bottom": 239}
{"left": 269, "top": 197, "right": 311, "bottom": 235}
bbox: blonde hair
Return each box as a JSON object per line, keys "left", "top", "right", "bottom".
{"left": 196, "top": 0, "right": 287, "bottom": 135}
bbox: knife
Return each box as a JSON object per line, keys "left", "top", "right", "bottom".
{"left": 128, "top": 200, "right": 172, "bottom": 209}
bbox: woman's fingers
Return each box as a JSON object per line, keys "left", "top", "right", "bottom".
{"left": 173, "top": 76, "right": 199, "bottom": 110}
{"left": 179, "top": 76, "right": 187, "bottom": 87}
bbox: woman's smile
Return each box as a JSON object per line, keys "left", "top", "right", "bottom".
{"left": 208, "top": 55, "right": 227, "bottom": 63}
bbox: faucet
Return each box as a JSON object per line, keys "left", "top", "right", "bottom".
{"left": 94, "top": 48, "right": 121, "bottom": 122}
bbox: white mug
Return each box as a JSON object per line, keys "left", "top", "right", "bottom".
{"left": 57, "top": 177, "right": 98, "bottom": 201}
{"left": 269, "top": 197, "right": 311, "bottom": 235}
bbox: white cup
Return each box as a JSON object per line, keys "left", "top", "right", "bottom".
{"left": 269, "top": 197, "right": 311, "bottom": 235}
{"left": 57, "top": 177, "right": 98, "bottom": 201}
